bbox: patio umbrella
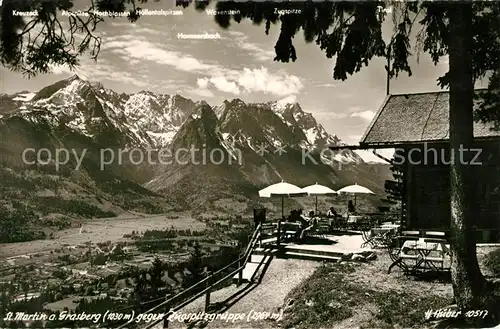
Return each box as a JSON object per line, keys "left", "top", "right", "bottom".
{"left": 337, "top": 183, "right": 374, "bottom": 207}
{"left": 301, "top": 183, "right": 337, "bottom": 214}
{"left": 258, "top": 181, "right": 307, "bottom": 219}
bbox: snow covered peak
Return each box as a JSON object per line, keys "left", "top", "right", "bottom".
{"left": 64, "top": 75, "right": 92, "bottom": 89}
{"left": 216, "top": 99, "right": 247, "bottom": 124}
{"left": 213, "top": 103, "right": 226, "bottom": 119}
{"left": 3, "top": 76, "right": 199, "bottom": 148}
{"left": 223, "top": 99, "right": 246, "bottom": 108}
{"left": 29, "top": 74, "right": 93, "bottom": 103}
{"left": 12, "top": 92, "right": 36, "bottom": 102}
{"left": 62, "top": 78, "right": 90, "bottom": 94}
{"left": 4, "top": 75, "right": 363, "bottom": 163}
{"left": 124, "top": 92, "right": 161, "bottom": 116}
{"left": 68, "top": 74, "right": 84, "bottom": 82}
{"left": 269, "top": 100, "right": 301, "bottom": 114}
{"left": 138, "top": 90, "right": 157, "bottom": 97}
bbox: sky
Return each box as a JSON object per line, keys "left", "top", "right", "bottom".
{"left": 0, "top": 1, "right": 475, "bottom": 162}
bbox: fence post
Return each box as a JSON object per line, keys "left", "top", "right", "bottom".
{"left": 237, "top": 258, "right": 243, "bottom": 286}
{"left": 163, "top": 305, "right": 173, "bottom": 328}
{"left": 205, "top": 271, "right": 211, "bottom": 311}
{"left": 258, "top": 224, "right": 262, "bottom": 247}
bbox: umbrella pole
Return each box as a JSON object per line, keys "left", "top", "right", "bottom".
{"left": 281, "top": 196, "right": 284, "bottom": 219}
{"left": 354, "top": 194, "right": 357, "bottom": 208}
{"left": 277, "top": 196, "right": 283, "bottom": 248}
{"left": 315, "top": 196, "right": 318, "bottom": 214}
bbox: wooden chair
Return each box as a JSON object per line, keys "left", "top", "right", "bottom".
{"left": 308, "top": 218, "right": 330, "bottom": 239}
{"left": 387, "top": 231, "right": 420, "bottom": 274}
{"left": 361, "top": 229, "right": 373, "bottom": 247}
{"left": 422, "top": 231, "right": 449, "bottom": 270}
{"left": 276, "top": 222, "right": 301, "bottom": 242}
{"left": 358, "top": 215, "right": 374, "bottom": 231}
{"left": 362, "top": 227, "right": 395, "bottom": 249}
{"left": 330, "top": 216, "right": 345, "bottom": 231}
{"left": 260, "top": 223, "right": 277, "bottom": 238}
{"left": 424, "top": 231, "right": 446, "bottom": 238}
{"left": 401, "top": 230, "right": 420, "bottom": 237}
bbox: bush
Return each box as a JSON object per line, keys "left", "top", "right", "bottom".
{"left": 0, "top": 206, "right": 39, "bottom": 243}
{"left": 84, "top": 287, "right": 94, "bottom": 296}
{"left": 136, "top": 239, "right": 174, "bottom": 253}
{"left": 53, "top": 269, "right": 67, "bottom": 280}
{"left": 58, "top": 254, "right": 71, "bottom": 264}
{"left": 90, "top": 253, "right": 107, "bottom": 266}
{"left": 142, "top": 229, "right": 178, "bottom": 239}
{"left": 484, "top": 248, "right": 500, "bottom": 275}
{"left": 109, "top": 245, "right": 131, "bottom": 261}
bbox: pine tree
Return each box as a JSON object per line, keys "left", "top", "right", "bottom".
{"left": 384, "top": 149, "right": 405, "bottom": 206}
{"left": 184, "top": 242, "right": 205, "bottom": 288}
{"left": 148, "top": 257, "right": 168, "bottom": 299}
{"left": 132, "top": 272, "right": 149, "bottom": 310}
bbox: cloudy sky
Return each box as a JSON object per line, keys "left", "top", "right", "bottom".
{"left": 1, "top": 1, "right": 479, "bottom": 161}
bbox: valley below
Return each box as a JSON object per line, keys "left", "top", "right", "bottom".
{"left": 0, "top": 212, "right": 203, "bottom": 258}
{"left": 0, "top": 210, "right": 255, "bottom": 328}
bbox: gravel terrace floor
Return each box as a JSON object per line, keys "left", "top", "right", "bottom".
{"left": 152, "top": 258, "right": 320, "bottom": 329}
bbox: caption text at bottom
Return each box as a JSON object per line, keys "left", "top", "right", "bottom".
{"left": 3, "top": 309, "right": 283, "bottom": 324}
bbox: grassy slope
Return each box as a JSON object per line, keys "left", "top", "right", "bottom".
{"left": 282, "top": 262, "right": 451, "bottom": 329}
{"left": 281, "top": 247, "right": 500, "bottom": 329}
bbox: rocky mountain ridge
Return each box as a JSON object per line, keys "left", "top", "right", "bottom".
{"left": 0, "top": 75, "right": 390, "bottom": 219}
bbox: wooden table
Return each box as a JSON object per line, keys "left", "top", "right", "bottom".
{"left": 346, "top": 215, "right": 363, "bottom": 223}
{"left": 362, "top": 226, "right": 398, "bottom": 248}
{"left": 388, "top": 238, "right": 449, "bottom": 273}
{"left": 371, "top": 225, "right": 399, "bottom": 235}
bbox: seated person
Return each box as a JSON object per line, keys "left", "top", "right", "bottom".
{"left": 297, "top": 209, "right": 308, "bottom": 224}
{"left": 326, "top": 206, "right": 342, "bottom": 231}
{"left": 327, "top": 206, "right": 341, "bottom": 218}
{"left": 298, "top": 209, "right": 314, "bottom": 240}
{"left": 308, "top": 211, "right": 319, "bottom": 226}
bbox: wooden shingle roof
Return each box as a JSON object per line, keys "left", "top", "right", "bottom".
{"left": 360, "top": 90, "right": 500, "bottom": 146}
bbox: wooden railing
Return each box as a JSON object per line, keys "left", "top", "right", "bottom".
{"left": 114, "top": 223, "right": 263, "bottom": 329}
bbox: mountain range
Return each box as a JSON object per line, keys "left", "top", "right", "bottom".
{"left": 0, "top": 75, "right": 392, "bottom": 225}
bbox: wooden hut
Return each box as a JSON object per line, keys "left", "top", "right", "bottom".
{"left": 339, "top": 90, "right": 500, "bottom": 242}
